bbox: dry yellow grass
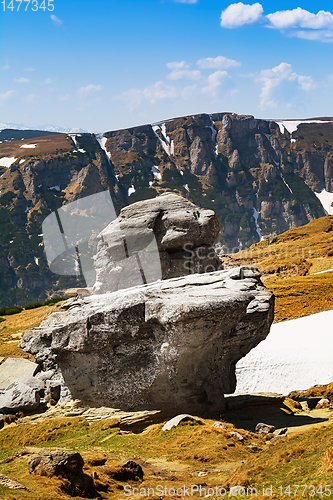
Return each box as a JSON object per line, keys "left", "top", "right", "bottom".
{"left": 223, "top": 215, "right": 333, "bottom": 322}
{"left": 0, "top": 134, "right": 73, "bottom": 161}
{"left": 0, "top": 304, "right": 59, "bottom": 361}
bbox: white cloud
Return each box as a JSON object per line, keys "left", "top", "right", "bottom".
{"left": 0, "top": 90, "right": 16, "bottom": 105}
{"left": 167, "top": 69, "right": 201, "bottom": 80}
{"left": 257, "top": 62, "right": 315, "bottom": 109}
{"left": 220, "top": 3, "right": 333, "bottom": 42}
{"left": 197, "top": 55, "right": 241, "bottom": 69}
{"left": 202, "top": 70, "right": 231, "bottom": 96}
{"left": 117, "top": 81, "right": 179, "bottom": 110}
{"left": 221, "top": 2, "right": 263, "bottom": 28}
{"left": 2, "top": 65, "right": 9, "bottom": 70}
{"left": 51, "top": 14, "right": 63, "bottom": 26}
{"left": 267, "top": 8, "right": 333, "bottom": 30}
{"left": 14, "top": 77, "right": 29, "bottom": 83}
{"left": 24, "top": 67, "right": 35, "bottom": 72}
{"left": 43, "top": 78, "right": 53, "bottom": 85}
{"left": 59, "top": 94, "right": 71, "bottom": 101}
{"left": 78, "top": 84, "right": 103, "bottom": 98}
{"left": 166, "top": 61, "right": 188, "bottom": 69}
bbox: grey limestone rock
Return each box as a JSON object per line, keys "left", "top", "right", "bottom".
{"left": 255, "top": 422, "right": 276, "bottom": 435}
{"left": 0, "top": 381, "right": 40, "bottom": 413}
{"left": 21, "top": 266, "right": 274, "bottom": 414}
{"left": 0, "top": 358, "right": 39, "bottom": 391}
{"left": 92, "top": 193, "right": 222, "bottom": 294}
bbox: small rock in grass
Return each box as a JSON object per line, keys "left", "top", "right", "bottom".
{"left": 255, "top": 422, "right": 276, "bottom": 435}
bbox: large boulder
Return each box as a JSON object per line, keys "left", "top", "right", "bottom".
{"left": 0, "top": 381, "right": 40, "bottom": 414}
{"left": 92, "top": 193, "right": 222, "bottom": 294}
{"left": 21, "top": 267, "right": 274, "bottom": 414}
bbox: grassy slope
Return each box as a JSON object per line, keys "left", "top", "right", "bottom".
{"left": 223, "top": 215, "right": 333, "bottom": 322}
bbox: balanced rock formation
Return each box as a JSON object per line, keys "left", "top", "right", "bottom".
{"left": 92, "top": 192, "right": 221, "bottom": 294}
{"left": 21, "top": 267, "right": 274, "bottom": 414}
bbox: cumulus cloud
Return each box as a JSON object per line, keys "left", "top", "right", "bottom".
{"left": 202, "top": 70, "right": 232, "bottom": 96}
{"left": 0, "top": 90, "right": 16, "bottom": 105}
{"left": 257, "top": 62, "right": 315, "bottom": 109}
{"left": 197, "top": 55, "right": 241, "bottom": 69}
{"left": 167, "top": 69, "right": 201, "bottom": 80}
{"left": 24, "top": 67, "right": 35, "bottom": 72}
{"left": 22, "top": 93, "right": 38, "bottom": 103}
{"left": 166, "top": 61, "right": 188, "bottom": 69}
{"left": 220, "top": 3, "right": 333, "bottom": 42}
{"left": 51, "top": 14, "right": 63, "bottom": 26}
{"left": 78, "top": 84, "right": 103, "bottom": 98}
{"left": 43, "top": 78, "right": 53, "bottom": 85}
{"left": 221, "top": 2, "right": 263, "bottom": 28}
{"left": 59, "top": 94, "right": 71, "bottom": 101}
{"left": 14, "top": 77, "right": 29, "bottom": 83}
{"left": 2, "top": 65, "right": 9, "bottom": 70}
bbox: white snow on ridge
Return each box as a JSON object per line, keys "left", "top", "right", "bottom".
{"left": 128, "top": 185, "right": 136, "bottom": 196}
{"left": 234, "top": 310, "right": 333, "bottom": 395}
{"left": 0, "top": 157, "right": 17, "bottom": 168}
{"left": 151, "top": 165, "right": 161, "bottom": 180}
{"left": 96, "top": 134, "right": 111, "bottom": 164}
{"left": 277, "top": 120, "right": 332, "bottom": 135}
{"left": 280, "top": 173, "right": 293, "bottom": 193}
{"left": 152, "top": 124, "right": 170, "bottom": 156}
{"left": 208, "top": 115, "right": 218, "bottom": 157}
{"left": 253, "top": 208, "right": 263, "bottom": 240}
{"left": 34, "top": 256, "right": 39, "bottom": 266}
{"left": 68, "top": 134, "right": 81, "bottom": 149}
{"left": 20, "top": 143, "right": 37, "bottom": 149}
{"left": 315, "top": 189, "right": 333, "bottom": 215}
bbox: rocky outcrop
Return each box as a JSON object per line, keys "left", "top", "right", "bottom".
{"left": 93, "top": 193, "right": 221, "bottom": 294}
{"left": 1, "top": 114, "right": 331, "bottom": 306}
{"left": 20, "top": 267, "right": 274, "bottom": 414}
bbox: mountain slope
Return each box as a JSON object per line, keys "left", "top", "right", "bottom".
{"left": 0, "top": 112, "right": 332, "bottom": 306}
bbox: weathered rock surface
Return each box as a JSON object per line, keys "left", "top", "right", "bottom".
{"left": 93, "top": 193, "right": 221, "bottom": 294}
{"left": 0, "top": 358, "right": 39, "bottom": 391}
{"left": 28, "top": 449, "right": 96, "bottom": 498}
{"left": 21, "top": 266, "right": 274, "bottom": 414}
{"left": 0, "top": 381, "right": 40, "bottom": 413}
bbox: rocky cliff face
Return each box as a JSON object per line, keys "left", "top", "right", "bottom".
{"left": 20, "top": 267, "right": 274, "bottom": 414}
{"left": 0, "top": 115, "right": 332, "bottom": 306}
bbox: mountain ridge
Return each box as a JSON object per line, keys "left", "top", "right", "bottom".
{"left": 0, "top": 111, "right": 332, "bottom": 306}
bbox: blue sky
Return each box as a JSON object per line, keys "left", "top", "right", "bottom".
{"left": 0, "top": 0, "right": 332, "bottom": 132}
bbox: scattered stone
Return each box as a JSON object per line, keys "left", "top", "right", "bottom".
{"left": 65, "top": 288, "right": 91, "bottom": 297}
{"left": 107, "top": 461, "right": 144, "bottom": 481}
{"left": 278, "top": 427, "right": 288, "bottom": 435}
{"left": 212, "top": 422, "right": 227, "bottom": 430}
{"left": 247, "top": 443, "right": 263, "bottom": 452}
{"left": 255, "top": 422, "right": 276, "bottom": 435}
{"left": 0, "top": 358, "right": 39, "bottom": 391}
{"left": 230, "top": 431, "right": 244, "bottom": 442}
{"left": 270, "top": 435, "right": 286, "bottom": 444}
{"left": 162, "top": 414, "right": 202, "bottom": 431}
{"left": 324, "top": 391, "right": 333, "bottom": 402}
{"left": 21, "top": 267, "right": 274, "bottom": 413}
{"left": 0, "top": 381, "right": 40, "bottom": 414}
{"left": 316, "top": 398, "right": 330, "bottom": 409}
{"left": 28, "top": 449, "right": 96, "bottom": 498}
{"left": 0, "top": 474, "right": 30, "bottom": 491}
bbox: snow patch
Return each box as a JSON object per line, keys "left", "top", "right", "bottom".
{"left": 208, "top": 115, "right": 218, "bottom": 158}
{"left": 68, "top": 134, "right": 82, "bottom": 150}
{"left": 20, "top": 143, "right": 37, "bottom": 149}
{"left": 128, "top": 185, "right": 136, "bottom": 196}
{"left": 19, "top": 159, "right": 25, "bottom": 164}
{"left": 151, "top": 165, "right": 161, "bottom": 180}
{"left": 180, "top": 170, "right": 184, "bottom": 176}
{"left": 276, "top": 120, "right": 332, "bottom": 135}
{"left": 149, "top": 181, "right": 153, "bottom": 188}
{"left": 9, "top": 240, "right": 13, "bottom": 244}
{"left": 96, "top": 134, "right": 111, "bottom": 164}
{"left": 280, "top": 173, "right": 293, "bottom": 193}
{"left": 291, "top": 138, "right": 296, "bottom": 143}
{"left": 34, "top": 256, "right": 39, "bottom": 266}
{"left": 170, "top": 140, "right": 175, "bottom": 156}
{"left": 253, "top": 208, "right": 263, "bottom": 240}
{"left": 315, "top": 189, "right": 333, "bottom": 215}
{"left": 183, "top": 184, "right": 190, "bottom": 192}
{"left": 25, "top": 206, "right": 30, "bottom": 213}
{"left": 234, "top": 310, "right": 333, "bottom": 395}
{"left": 152, "top": 124, "right": 170, "bottom": 156}
{"left": 49, "top": 185, "right": 60, "bottom": 191}
{"left": 0, "top": 157, "right": 17, "bottom": 168}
